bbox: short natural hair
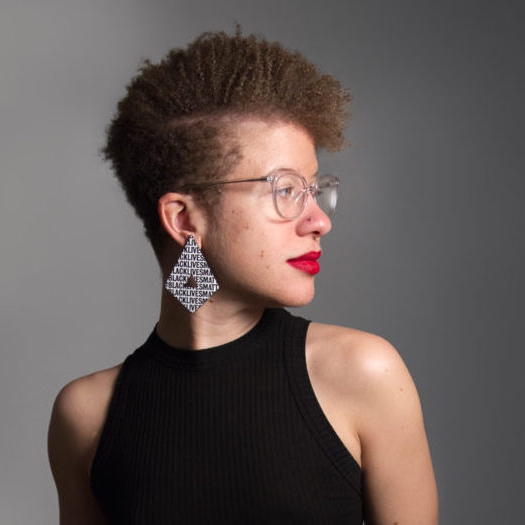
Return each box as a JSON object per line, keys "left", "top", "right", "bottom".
{"left": 103, "top": 29, "right": 351, "bottom": 253}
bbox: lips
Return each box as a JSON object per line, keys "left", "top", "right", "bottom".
{"left": 287, "top": 251, "right": 322, "bottom": 275}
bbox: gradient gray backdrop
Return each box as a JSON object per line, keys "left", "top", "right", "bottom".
{"left": 1, "top": 1, "right": 524, "bottom": 523}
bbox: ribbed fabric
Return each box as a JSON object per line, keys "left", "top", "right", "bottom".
{"left": 91, "top": 308, "right": 362, "bottom": 524}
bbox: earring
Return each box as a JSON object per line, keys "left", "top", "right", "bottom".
{"left": 165, "top": 235, "right": 219, "bottom": 313}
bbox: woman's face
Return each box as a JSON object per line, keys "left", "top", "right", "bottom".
{"left": 202, "top": 119, "right": 332, "bottom": 309}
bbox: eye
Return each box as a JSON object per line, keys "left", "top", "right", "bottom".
{"left": 274, "top": 173, "right": 304, "bottom": 200}
{"left": 276, "top": 184, "right": 296, "bottom": 199}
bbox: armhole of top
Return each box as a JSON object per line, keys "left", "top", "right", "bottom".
{"left": 89, "top": 353, "right": 135, "bottom": 489}
{"left": 284, "top": 314, "right": 362, "bottom": 497}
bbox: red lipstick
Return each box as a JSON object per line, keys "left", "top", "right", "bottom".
{"left": 287, "top": 251, "right": 322, "bottom": 275}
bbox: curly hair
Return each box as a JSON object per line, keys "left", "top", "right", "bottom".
{"left": 103, "top": 29, "right": 351, "bottom": 254}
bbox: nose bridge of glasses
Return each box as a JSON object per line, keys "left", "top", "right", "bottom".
{"left": 308, "top": 180, "right": 320, "bottom": 197}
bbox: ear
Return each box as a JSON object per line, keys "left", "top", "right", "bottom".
{"left": 158, "top": 192, "right": 203, "bottom": 247}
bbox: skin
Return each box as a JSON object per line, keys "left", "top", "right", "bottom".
{"left": 48, "top": 119, "right": 438, "bottom": 524}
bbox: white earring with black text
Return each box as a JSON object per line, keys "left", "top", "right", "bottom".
{"left": 165, "top": 235, "right": 219, "bottom": 313}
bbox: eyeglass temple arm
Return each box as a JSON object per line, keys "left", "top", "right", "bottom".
{"left": 179, "top": 176, "right": 271, "bottom": 191}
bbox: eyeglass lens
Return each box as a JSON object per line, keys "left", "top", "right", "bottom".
{"left": 273, "top": 173, "right": 338, "bottom": 219}
{"left": 315, "top": 176, "right": 339, "bottom": 217}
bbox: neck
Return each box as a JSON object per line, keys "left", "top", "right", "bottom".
{"left": 156, "top": 289, "right": 265, "bottom": 350}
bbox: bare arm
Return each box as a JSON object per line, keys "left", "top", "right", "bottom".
{"left": 356, "top": 337, "right": 438, "bottom": 524}
{"left": 307, "top": 325, "right": 438, "bottom": 524}
{"left": 48, "top": 367, "right": 119, "bottom": 525}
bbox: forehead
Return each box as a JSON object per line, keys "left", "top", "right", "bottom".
{"left": 227, "top": 118, "right": 318, "bottom": 177}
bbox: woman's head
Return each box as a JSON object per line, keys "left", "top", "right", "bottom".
{"left": 103, "top": 28, "right": 351, "bottom": 257}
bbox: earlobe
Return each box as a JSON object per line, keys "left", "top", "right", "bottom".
{"left": 158, "top": 193, "right": 197, "bottom": 246}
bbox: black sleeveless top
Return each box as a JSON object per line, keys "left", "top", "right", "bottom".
{"left": 91, "top": 308, "right": 362, "bottom": 524}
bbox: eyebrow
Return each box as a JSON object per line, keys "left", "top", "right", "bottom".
{"left": 270, "top": 167, "right": 320, "bottom": 180}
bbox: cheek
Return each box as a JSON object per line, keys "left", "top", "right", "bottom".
{"left": 232, "top": 206, "right": 255, "bottom": 233}
{"left": 225, "top": 212, "right": 252, "bottom": 241}
{"left": 223, "top": 203, "right": 250, "bottom": 228}
{"left": 205, "top": 200, "right": 281, "bottom": 273}
{"left": 259, "top": 250, "right": 272, "bottom": 270}
{"left": 205, "top": 207, "right": 254, "bottom": 264}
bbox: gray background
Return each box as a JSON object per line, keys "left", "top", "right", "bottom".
{"left": 1, "top": 0, "right": 524, "bottom": 523}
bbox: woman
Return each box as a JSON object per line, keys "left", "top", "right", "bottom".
{"left": 48, "top": 30, "right": 438, "bottom": 524}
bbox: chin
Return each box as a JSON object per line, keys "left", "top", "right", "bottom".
{"left": 284, "top": 298, "right": 315, "bottom": 308}
{"left": 274, "top": 288, "right": 316, "bottom": 309}
{"left": 238, "top": 281, "right": 316, "bottom": 309}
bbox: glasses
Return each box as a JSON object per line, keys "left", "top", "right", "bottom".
{"left": 179, "top": 170, "right": 340, "bottom": 219}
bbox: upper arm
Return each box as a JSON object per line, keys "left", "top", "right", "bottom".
{"left": 48, "top": 369, "right": 118, "bottom": 525}
{"left": 307, "top": 324, "right": 437, "bottom": 524}
{"left": 355, "top": 337, "right": 438, "bottom": 524}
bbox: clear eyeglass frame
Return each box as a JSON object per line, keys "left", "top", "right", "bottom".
{"left": 179, "top": 170, "right": 340, "bottom": 220}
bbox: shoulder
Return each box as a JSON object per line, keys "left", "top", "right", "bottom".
{"left": 48, "top": 365, "right": 122, "bottom": 524}
{"left": 305, "top": 322, "right": 425, "bottom": 458}
{"left": 51, "top": 365, "right": 122, "bottom": 432}
{"left": 48, "top": 364, "right": 122, "bottom": 472}
{"left": 306, "top": 322, "right": 438, "bottom": 523}
{"left": 306, "top": 322, "right": 411, "bottom": 401}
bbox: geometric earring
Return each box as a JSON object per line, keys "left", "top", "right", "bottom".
{"left": 164, "top": 235, "right": 219, "bottom": 313}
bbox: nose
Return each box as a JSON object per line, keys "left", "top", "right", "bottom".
{"left": 297, "top": 195, "right": 332, "bottom": 236}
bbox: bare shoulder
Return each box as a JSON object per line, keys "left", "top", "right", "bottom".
{"left": 306, "top": 321, "right": 425, "bottom": 447}
{"left": 306, "top": 322, "right": 438, "bottom": 523}
{"left": 54, "top": 364, "right": 122, "bottom": 415}
{"left": 49, "top": 364, "right": 122, "bottom": 451}
{"left": 48, "top": 365, "right": 122, "bottom": 524}
{"left": 306, "top": 322, "right": 412, "bottom": 401}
